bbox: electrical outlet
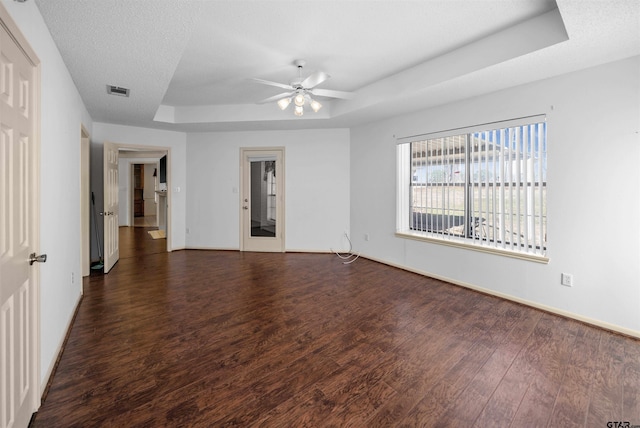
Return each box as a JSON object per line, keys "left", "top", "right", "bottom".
{"left": 71, "top": 272, "right": 74, "bottom": 284}
{"left": 561, "top": 273, "right": 573, "bottom": 287}
{"left": 364, "top": 233, "right": 370, "bottom": 241}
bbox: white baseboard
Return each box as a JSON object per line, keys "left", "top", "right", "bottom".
{"left": 40, "top": 292, "right": 83, "bottom": 395}
{"left": 286, "top": 249, "right": 335, "bottom": 254}
{"left": 183, "top": 247, "right": 341, "bottom": 254}
{"left": 359, "top": 253, "right": 640, "bottom": 340}
{"left": 184, "top": 246, "right": 237, "bottom": 251}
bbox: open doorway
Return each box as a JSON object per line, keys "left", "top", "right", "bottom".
{"left": 94, "top": 144, "right": 171, "bottom": 274}
{"left": 118, "top": 149, "right": 168, "bottom": 242}
{"left": 90, "top": 143, "right": 172, "bottom": 273}
{"left": 131, "top": 162, "right": 159, "bottom": 227}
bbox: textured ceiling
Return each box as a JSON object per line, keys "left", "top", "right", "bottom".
{"left": 33, "top": 0, "right": 640, "bottom": 132}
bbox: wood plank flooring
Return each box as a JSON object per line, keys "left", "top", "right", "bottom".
{"left": 133, "top": 215, "right": 157, "bottom": 227}
{"left": 30, "top": 226, "right": 640, "bottom": 427}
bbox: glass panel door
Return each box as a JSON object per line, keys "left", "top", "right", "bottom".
{"left": 241, "top": 148, "right": 285, "bottom": 252}
{"left": 250, "top": 159, "right": 276, "bottom": 237}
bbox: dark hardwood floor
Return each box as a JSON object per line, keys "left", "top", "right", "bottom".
{"left": 31, "top": 226, "right": 640, "bottom": 427}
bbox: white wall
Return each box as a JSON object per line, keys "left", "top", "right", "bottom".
{"left": 351, "top": 56, "right": 640, "bottom": 335}
{"left": 1, "top": 0, "right": 94, "bottom": 387}
{"left": 186, "top": 129, "right": 351, "bottom": 252}
{"left": 91, "top": 123, "right": 187, "bottom": 250}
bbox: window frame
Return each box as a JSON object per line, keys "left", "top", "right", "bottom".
{"left": 396, "top": 115, "right": 549, "bottom": 263}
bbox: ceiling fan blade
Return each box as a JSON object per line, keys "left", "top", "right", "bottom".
{"left": 301, "top": 71, "right": 330, "bottom": 89}
{"left": 310, "top": 88, "right": 355, "bottom": 100}
{"left": 257, "top": 92, "right": 294, "bottom": 104}
{"left": 251, "top": 78, "right": 293, "bottom": 90}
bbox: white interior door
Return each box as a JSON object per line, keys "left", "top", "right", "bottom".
{"left": 103, "top": 142, "right": 119, "bottom": 273}
{"left": 0, "top": 9, "right": 41, "bottom": 428}
{"left": 240, "top": 148, "right": 285, "bottom": 252}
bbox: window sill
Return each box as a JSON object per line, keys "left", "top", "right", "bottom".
{"left": 395, "top": 231, "right": 549, "bottom": 264}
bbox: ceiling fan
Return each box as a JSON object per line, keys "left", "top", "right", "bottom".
{"left": 253, "top": 59, "right": 355, "bottom": 116}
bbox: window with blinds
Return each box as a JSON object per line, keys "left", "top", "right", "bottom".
{"left": 397, "top": 116, "right": 547, "bottom": 261}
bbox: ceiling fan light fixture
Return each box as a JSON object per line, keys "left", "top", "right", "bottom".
{"left": 277, "top": 97, "right": 291, "bottom": 110}
{"left": 255, "top": 59, "right": 353, "bottom": 116}
{"left": 310, "top": 99, "right": 322, "bottom": 112}
{"left": 294, "top": 93, "right": 306, "bottom": 107}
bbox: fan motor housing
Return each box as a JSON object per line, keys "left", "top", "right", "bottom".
{"left": 289, "top": 78, "right": 304, "bottom": 88}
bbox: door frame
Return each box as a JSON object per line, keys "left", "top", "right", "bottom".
{"left": 119, "top": 152, "right": 165, "bottom": 227}
{"left": 0, "top": 1, "right": 42, "bottom": 421}
{"left": 239, "top": 147, "right": 285, "bottom": 252}
{"left": 101, "top": 143, "right": 172, "bottom": 255}
{"left": 128, "top": 161, "right": 160, "bottom": 227}
{"left": 80, "top": 125, "right": 90, "bottom": 278}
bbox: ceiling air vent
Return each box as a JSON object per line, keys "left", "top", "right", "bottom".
{"left": 107, "top": 85, "right": 130, "bottom": 97}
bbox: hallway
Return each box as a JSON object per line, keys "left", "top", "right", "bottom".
{"left": 117, "top": 225, "right": 167, "bottom": 260}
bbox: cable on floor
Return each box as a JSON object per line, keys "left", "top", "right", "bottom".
{"left": 331, "top": 232, "right": 360, "bottom": 264}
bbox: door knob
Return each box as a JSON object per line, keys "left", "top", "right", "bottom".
{"left": 243, "top": 206, "right": 248, "bottom": 210}
{"left": 29, "top": 253, "right": 47, "bottom": 265}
